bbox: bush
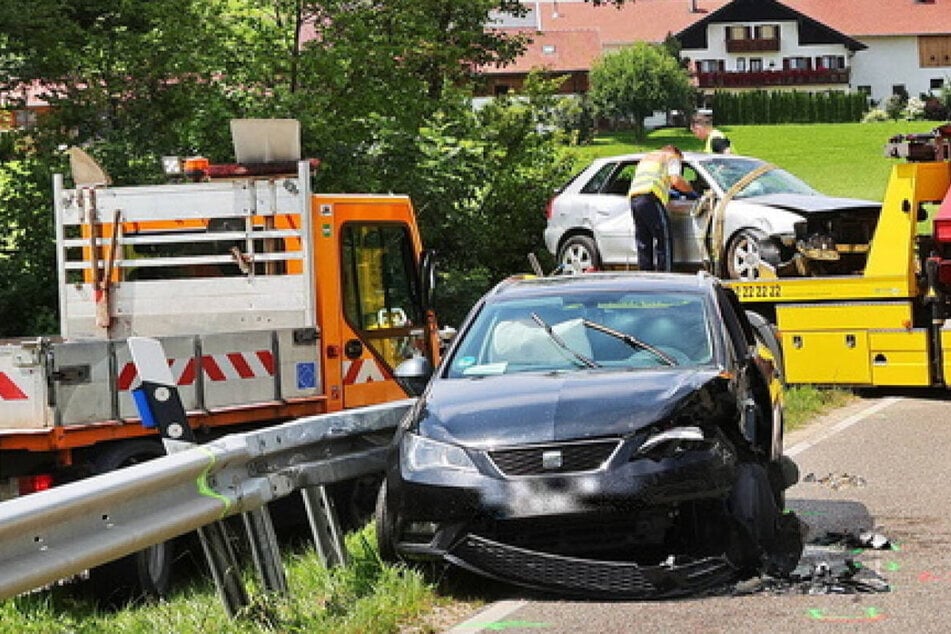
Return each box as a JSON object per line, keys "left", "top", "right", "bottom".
{"left": 922, "top": 97, "right": 949, "bottom": 121}
{"left": 904, "top": 96, "right": 926, "bottom": 120}
{"left": 861, "top": 108, "right": 890, "bottom": 123}
{"left": 884, "top": 94, "right": 906, "bottom": 120}
{"left": 553, "top": 94, "right": 597, "bottom": 145}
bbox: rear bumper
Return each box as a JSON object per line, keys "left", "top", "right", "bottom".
{"left": 543, "top": 226, "right": 563, "bottom": 255}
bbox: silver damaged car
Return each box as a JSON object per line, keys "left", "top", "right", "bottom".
{"left": 544, "top": 153, "right": 881, "bottom": 280}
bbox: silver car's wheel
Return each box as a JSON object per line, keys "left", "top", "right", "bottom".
{"left": 725, "top": 229, "right": 767, "bottom": 280}
{"left": 557, "top": 235, "right": 601, "bottom": 274}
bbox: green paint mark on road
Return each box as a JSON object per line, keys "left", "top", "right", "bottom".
{"left": 807, "top": 607, "right": 885, "bottom": 622}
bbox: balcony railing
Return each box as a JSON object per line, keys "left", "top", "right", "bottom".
{"left": 696, "top": 68, "right": 851, "bottom": 89}
{"left": 725, "top": 38, "right": 780, "bottom": 53}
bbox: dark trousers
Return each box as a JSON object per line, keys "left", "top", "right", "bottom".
{"left": 630, "top": 193, "right": 672, "bottom": 271}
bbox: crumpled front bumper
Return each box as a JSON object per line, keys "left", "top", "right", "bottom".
{"left": 446, "top": 534, "right": 736, "bottom": 599}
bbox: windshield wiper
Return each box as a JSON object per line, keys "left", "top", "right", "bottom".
{"left": 581, "top": 319, "right": 677, "bottom": 366}
{"left": 529, "top": 313, "right": 601, "bottom": 369}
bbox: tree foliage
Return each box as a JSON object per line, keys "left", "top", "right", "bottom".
{"left": 587, "top": 42, "right": 692, "bottom": 139}
{"left": 0, "top": 0, "right": 566, "bottom": 333}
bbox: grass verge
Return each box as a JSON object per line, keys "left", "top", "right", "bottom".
{"left": 0, "top": 525, "right": 476, "bottom": 634}
{"left": 783, "top": 385, "right": 856, "bottom": 432}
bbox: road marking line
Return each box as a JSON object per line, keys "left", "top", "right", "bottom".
{"left": 444, "top": 600, "right": 530, "bottom": 633}
{"left": 786, "top": 397, "right": 902, "bottom": 458}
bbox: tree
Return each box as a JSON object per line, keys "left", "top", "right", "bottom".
{"left": 0, "top": 0, "right": 568, "bottom": 332}
{"left": 588, "top": 42, "right": 692, "bottom": 139}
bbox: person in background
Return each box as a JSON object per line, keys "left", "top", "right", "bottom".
{"left": 691, "top": 114, "right": 734, "bottom": 154}
{"left": 627, "top": 145, "right": 696, "bottom": 272}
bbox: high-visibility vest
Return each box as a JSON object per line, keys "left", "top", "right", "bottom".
{"left": 628, "top": 153, "right": 671, "bottom": 205}
{"left": 705, "top": 129, "right": 733, "bottom": 154}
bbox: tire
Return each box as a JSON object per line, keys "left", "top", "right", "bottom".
{"left": 374, "top": 483, "right": 400, "bottom": 563}
{"left": 724, "top": 228, "right": 771, "bottom": 280}
{"left": 557, "top": 234, "right": 601, "bottom": 274}
{"left": 87, "top": 439, "right": 174, "bottom": 603}
{"left": 746, "top": 310, "right": 784, "bottom": 385}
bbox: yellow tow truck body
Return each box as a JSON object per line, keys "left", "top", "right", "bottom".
{"left": 730, "top": 129, "right": 951, "bottom": 388}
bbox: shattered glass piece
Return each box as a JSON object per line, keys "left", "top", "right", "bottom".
{"left": 858, "top": 531, "right": 891, "bottom": 550}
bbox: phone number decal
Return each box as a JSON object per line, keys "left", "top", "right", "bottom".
{"left": 736, "top": 283, "right": 782, "bottom": 299}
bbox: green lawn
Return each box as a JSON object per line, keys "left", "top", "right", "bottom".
{"left": 569, "top": 120, "right": 938, "bottom": 200}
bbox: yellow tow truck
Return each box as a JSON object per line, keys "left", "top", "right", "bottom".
{"left": 730, "top": 124, "right": 951, "bottom": 387}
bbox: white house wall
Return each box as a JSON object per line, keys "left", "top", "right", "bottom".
{"left": 851, "top": 36, "right": 951, "bottom": 105}
{"left": 686, "top": 21, "right": 850, "bottom": 73}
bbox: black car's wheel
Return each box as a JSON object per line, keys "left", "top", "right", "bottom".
{"left": 746, "top": 311, "right": 784, "bottom": 384}
{"left": 724, "top": 228, "right": 773, "bottom": 280}
{"left": 557, "top": 235, "right": 601, "bottom": 274}
{"left": 374, "top": 483, "right": 400, "bottom": 563}
{"left": 87, "top": 440, "right": 174, "bottom": 602}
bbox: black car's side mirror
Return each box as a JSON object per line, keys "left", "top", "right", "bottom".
{"left": 394, "top": 356, "right": 433, "bottom": 397}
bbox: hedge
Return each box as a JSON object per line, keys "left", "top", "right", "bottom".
{"left": 712, "top": 90, "right": 870, "bottom": 124}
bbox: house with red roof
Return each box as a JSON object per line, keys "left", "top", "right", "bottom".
{"left": 0, "top": 82, "right": 51, "bottom": 131}
{"left": 481, "top": 0, "right": 951, "bottom": 107}
{"left": 789, "top": 0, "right": 951, "bottom": 103}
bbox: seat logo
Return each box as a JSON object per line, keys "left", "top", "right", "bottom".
{"left": 541, "top": 450, "right": 563, "bottom": 470}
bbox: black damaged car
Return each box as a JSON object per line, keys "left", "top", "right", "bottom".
{"left": 377, "top": 272, "right": 802, "bottom": 598}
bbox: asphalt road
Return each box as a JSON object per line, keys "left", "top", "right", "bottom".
{"left": 443, "top": 391, "right": 951, "bottom": 634}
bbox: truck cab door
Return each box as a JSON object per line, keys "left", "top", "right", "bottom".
{"left": 337, "top": 222, "right": 428, "bottom": 408}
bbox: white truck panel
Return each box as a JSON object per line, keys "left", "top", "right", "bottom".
{"left": 45, "top": 328, "right": 322, "bottom": 427}
{"left": 64, "top": 276, "right": 310, "bottom": 340}
{"left": 0, "top": 343, "right": 50, "bottom": 430}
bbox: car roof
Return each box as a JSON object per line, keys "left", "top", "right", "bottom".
{"left": 585, "top": 151, "right": 759, "bottom": 165}
{"left": 487, "top": 272, "right": 718, "bottom": 302}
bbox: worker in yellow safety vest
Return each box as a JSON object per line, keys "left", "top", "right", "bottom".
{"left": 691, "top": 114, "right": 734, "bottom": 154}
{"left": 627, "top": 145, "right": 697, "bottom": 271}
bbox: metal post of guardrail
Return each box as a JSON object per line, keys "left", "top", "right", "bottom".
{"left": 128, "top": 337, "right": 252, "bottom": 616}
{"left": 301, "top": 485, "right": 347, "bottom": 567}
{"left": 243, "top": 507, "right": 288, "bottom": 594}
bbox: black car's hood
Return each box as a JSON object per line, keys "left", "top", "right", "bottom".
{"left": 745, "top": 193, "right": 880, "bottom": 215}
{"left": 415, "top": 368, "right": 725, "bottom": 448}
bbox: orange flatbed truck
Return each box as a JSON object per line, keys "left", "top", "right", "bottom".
{"left": 0, "top": 121, "right": 441, "bottom": 593}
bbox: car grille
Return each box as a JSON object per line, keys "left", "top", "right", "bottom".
{"left": 447, "top": 534, "right": 736, "bottom": 599}
{"left": 488, "top": 439, "right": 620, "bottom": 476}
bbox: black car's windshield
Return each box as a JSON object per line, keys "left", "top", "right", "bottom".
{"left": 699, "top": 157, "right": 817, "bottom": 199}
{"left": 446, "top": 291, "right": 714, "bottom": 378}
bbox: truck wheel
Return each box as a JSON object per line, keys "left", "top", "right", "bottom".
{"left": 87, "top": 439, "right": 174, "bottom": 602}
{"left": 557, "top": 235, "right": 601, "bottom": 274}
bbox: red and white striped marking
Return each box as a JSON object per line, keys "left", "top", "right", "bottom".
{"left": 117, "top": 350, "right": 275, "bottom": 390}
{"left": 342, "top": 358, "right": 388, "bottom": 385}
{"left": 0, "top": 372, "right": 28, "bottom": 400}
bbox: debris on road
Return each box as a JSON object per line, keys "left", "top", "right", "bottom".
{"left": 729, "top": 530, "right": 892, "bottom": 596}
{"left": 802, "top": 472, "right": 868, "bottom": 490}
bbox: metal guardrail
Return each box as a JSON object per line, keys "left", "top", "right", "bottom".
{"left": 0, "top": 398, "right": 414, "bottom": 604}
